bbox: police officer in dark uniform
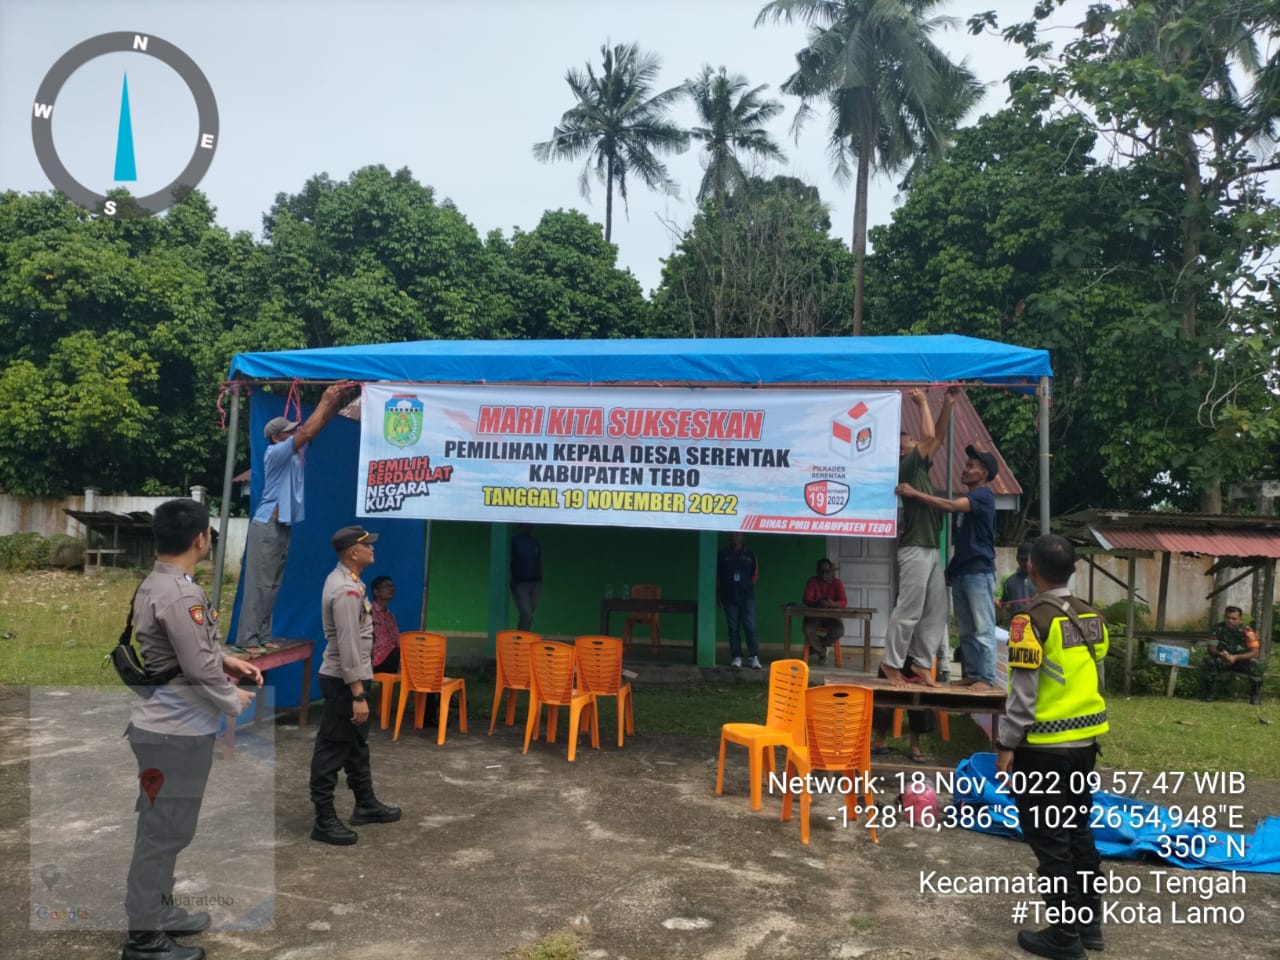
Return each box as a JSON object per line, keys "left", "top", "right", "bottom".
{"left": 123, "top": 499, "right": 262, "bottom": 960}
{"left": 309, "top": 525, "right": 401, "bottom": 844}
{"left": 997, "top": 535, "right": 1109, "bottom": 960}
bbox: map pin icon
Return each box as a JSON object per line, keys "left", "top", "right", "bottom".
{"left": 140, "top": 768, "right": 165, "bottom": 808}
{"left": 38, "top": 864, "right": 59, "bottom": 891}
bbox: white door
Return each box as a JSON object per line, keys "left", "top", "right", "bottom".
{"left": 829, "top": 536, "right": 895, "bottom": 648}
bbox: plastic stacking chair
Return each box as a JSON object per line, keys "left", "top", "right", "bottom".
{"left": 370, "top": 668, "right": 401, "bottom": 731}
{"left": 802, "top": 626, "right": 844, "bottom": 667}
{"left": 891, "top": 657, "right": 950, "bottom": 741}
{"left": 523, "top": 640, "right": 599, "bottom": 762}
{"left": 622, "top": 583, "right": 662, "bottom": 654}
{"left": 393, "top": 631, "right": 468, "bottom": 745}
{"left": 574, "top": 635, "right": 634, "bottom": 748}
{"left": 782, "top": 684, "right": 878, "bottom": 845}
{"left": 489, "top": 630, "right": 539, "bottom": 735}
{"left": 715, "top": 658, "right": 809, "bottom": 811}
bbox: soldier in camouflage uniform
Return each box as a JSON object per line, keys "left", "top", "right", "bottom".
{"left": 1201, "top": 606, "right": 1264, "bottom": 704}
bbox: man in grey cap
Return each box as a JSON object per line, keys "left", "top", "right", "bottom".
{"left": 897, "top": 444, "right": 1000, "bottom": 688}
{"left": 237, "top": 382, "right": 355, "bottom": 650}
{"left": 310, "top": 525, "right": 401, "bottom": 845}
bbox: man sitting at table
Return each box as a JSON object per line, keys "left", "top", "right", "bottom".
{"left": 802, "top": 558, "right": 846, "bottom": 665}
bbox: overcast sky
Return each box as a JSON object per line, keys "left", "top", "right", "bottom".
{"left": 0, "top": 0, "right": 1068, "bottom": 294}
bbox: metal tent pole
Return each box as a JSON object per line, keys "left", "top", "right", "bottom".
{"left": 211, "top": 385, "right": 241, "bottom": 615}
{"left": 1038, "top": 376, "right": 1051, "bottom": 535}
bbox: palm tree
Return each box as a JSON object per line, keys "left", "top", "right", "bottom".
{"left": 684, "top": 66, "right": 786, "bottom": 205}
{"left": 533, "top": 42, "right": 689, "bottom": 242}
{"left": 756, "top": 0, "right": 983, "bottom": 334}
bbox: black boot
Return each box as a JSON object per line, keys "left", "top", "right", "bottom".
{"left": 158, "top": 905, "right": 211, "bottom": 936}
{"left": 121, "top": 931, "right": 205, "bottom": 960}
{"left": 1017, "top": 926, "right": 1086, "bottom": 960}
{"left": 1250, "top": 681, "right": 1263, "bottom": 706}
{"left": 1077, "top": 919, "right": 1104, "bottom": 952}
{"left": 311, "top": 804, "right": 358, "bottom": 845}
{"left": 1202, "top": 676, "right": 1216, "bottom": 702}
{"left": 351, "top": 791, "right": 402, "bottom": 825}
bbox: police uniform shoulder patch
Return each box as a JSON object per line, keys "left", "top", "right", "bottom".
{"left": 1008, "top": 614, "right": 1042, "bottom": 669}
{"left": 188, "top": 605, "right": 206, "bottom": 625}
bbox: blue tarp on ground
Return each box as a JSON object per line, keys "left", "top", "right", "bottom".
{"left": 952, "top": 753, "right": 1280, "bottom": 874}
{"left": 228, "top": 334, "right": 1052, "bottom": 387}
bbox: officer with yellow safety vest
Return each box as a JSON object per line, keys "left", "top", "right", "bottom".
{"left": 996, "top": 535, "right": 1109, "bottom": 960}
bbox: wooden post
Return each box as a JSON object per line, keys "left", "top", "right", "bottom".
{"left": 1124, "top": 556, "right": 1137, "bottom": 696}
{"left": 1155, "top": 552, "right": 1176, "bottom": 696}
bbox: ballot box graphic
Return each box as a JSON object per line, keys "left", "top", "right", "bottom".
{"left": 830, "top": 401, "right": 876, "bottom": 459}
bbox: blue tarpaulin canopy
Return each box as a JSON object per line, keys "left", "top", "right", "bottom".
{"left": 228, "top": 334, "right": 1051, "bottom": 387}
{"left": 216, "top": 334, "right": 1053, "bottom": 704}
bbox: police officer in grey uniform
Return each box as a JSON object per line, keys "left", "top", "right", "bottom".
{"left": 309, "top": 525, "right": 402, "bottom": 845}
{"left": 123, "top": 499, "right": 263, "bottom": 960}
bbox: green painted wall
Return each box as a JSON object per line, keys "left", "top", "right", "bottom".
{"left": 422, "top": 520, "right": 826, "bottom": 650}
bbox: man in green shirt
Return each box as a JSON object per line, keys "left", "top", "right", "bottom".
{"left": 881, "top": 386, "right": 956, "bottom": 685}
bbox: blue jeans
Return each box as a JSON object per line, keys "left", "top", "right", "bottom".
{"left": 952, "top": 571, "right": 996, "bottom": 684}
{"left": 724, "top": 595, "right": 758, "bottom": 659}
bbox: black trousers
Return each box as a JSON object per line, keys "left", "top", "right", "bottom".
{"left": 124, "top": 726, "right": 215, "bottom": 930}
{"left": 1012, "top": 744, "right": 1103, "bottom": 926}
{"left": 309, "top": 675, "right": 373, "bottom": 808}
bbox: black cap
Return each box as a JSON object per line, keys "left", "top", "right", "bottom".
{"left": 965, "top": 445, "right": 998, "bottom": 482}
{"left": 331, "top": 525, "right": 379, "bottom": 553}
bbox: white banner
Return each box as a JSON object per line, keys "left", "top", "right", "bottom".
{"left": 357, "top": 385, "right": 900, "bottom": 536}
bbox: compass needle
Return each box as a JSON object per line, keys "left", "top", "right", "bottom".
{"left": 114, "top": 73, "right": 137, "bottom": 182}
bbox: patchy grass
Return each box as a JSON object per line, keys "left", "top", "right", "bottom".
{"left": 4, "top": 571, "right": 1278, "bottom": 780}
{"left": 0, "top": 569, "right": 141, "bottom": 686}
{"left": 506, "top": 930, "right": 585, "bottom": 960}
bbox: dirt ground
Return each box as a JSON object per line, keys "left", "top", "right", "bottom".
{"left": 2, "top": 684, "right": 1278, "bottom": 960}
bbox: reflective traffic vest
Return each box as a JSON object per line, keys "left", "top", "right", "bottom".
{"left": 1010, "top": 596, "right": 1109, "bottom": 744}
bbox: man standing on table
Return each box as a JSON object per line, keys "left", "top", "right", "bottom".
{"left": 237, "top": 382, "right": 355, "bottom": 650}
{"left": 310, "top": 525, "right": 402, "bottom": 845}
{"left": 122, "top": 498, "right": 262, "bottom": 960}
{"left": 896, "top": 444, "right": 1000, "bottom": 690}
{"left": 997, "top": 534, "right": 1109, "bottom": 960}
{"left": 880, "top": 386, "right": 955, "bottom": 685}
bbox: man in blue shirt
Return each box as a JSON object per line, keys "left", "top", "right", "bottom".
{"left": 237, "top": 383, "right": 354, "bottom": 649}
{"left": 896, "top": 444, "right": 999, "bottom": 688}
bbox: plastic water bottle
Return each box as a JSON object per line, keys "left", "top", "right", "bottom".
{"left": 623, "top": 583, "right": 631, "bottom": 600}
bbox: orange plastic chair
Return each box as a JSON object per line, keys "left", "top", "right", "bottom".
{"left": 370, "top": 668, "right": 400, "bottom": 730}
{"left": 523, "top": 640, "right": 599, "bottom": 762}
{"left": 393, "top": 631, "right": 468, "bottom": 744}
{"left": 574, "top": 635, "right": 634, "bottom": 747}
{"left": 802, "top": 626, "right": 844, "bottom": 667}
{"left": 715, "top": 658, "right": 809, "bottom": 811}
{"left": 622, "top": 583, "right": 662, "bottom": 654}
{"left": 782, "top": 685, "right": 878, "bottom": 845}
{"left": 891, "top": 657, "right": 951, "bottom": 741}
{"left": 489, "top": 630, "right": 539, "bottom": 735}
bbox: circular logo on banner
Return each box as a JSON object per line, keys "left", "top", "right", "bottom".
{"left": 31, "top": 32, "right": 218, "bottom": 217}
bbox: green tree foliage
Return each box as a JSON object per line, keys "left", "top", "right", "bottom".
{"left": 496, "top": 209, "right": 652, "bottom": 340}
{"left": 533, "top": 42, "right": 690, "bottom": 242}
{"left": 0, "top": 165, "right": 654, "bottom": 496}
{"left": 756, "top": 0, "right": 982, "bottom": 334}
{"left": 966, "top": 0, "right": 1280, "bottom": 508}
{"left": 683, "top": 66, "right": 785, "bottom": 204}
{"left": 654, "top": 176, "right": 855, "bottom": 338}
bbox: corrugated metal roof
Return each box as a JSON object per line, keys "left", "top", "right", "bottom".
{"left": 898, "top": 388, "right": 1024, "bottom": 497}
{"left": 1090, "top": 526, "right": 1280, "bottom": 559}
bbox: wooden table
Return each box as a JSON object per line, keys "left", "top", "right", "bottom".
{"left": 825, "top": 674, "right": 1005, "bottom": 742}
{"left": 221, "top": 638, "right": 314, "bottom": 756}
{"left": 782, "top": 605, "right": 876, "bottom": 671}
{"left": 599, "top": 598, "right": 698, "bottom": 663}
